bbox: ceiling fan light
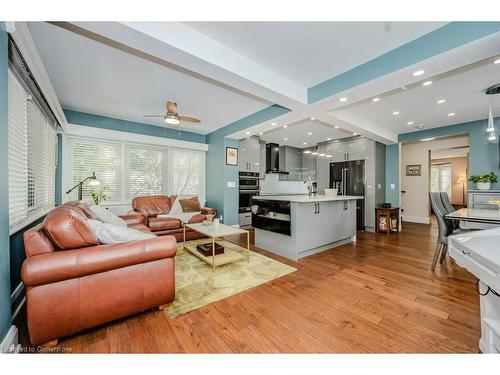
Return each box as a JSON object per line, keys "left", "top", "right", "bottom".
{"left": 164, "top": 113, "right": 180, "bottom": 125}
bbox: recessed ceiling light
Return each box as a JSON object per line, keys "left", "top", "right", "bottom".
{"left": 326, "top": 155, "right": 332, "bottom": 158}
{"left": 407, "top": 121, "right": 414, "bottom": 125}
{"left": 393, "top": 111, "right": 400, "bottom": 115}
{"left": 284, "top": 138, "right": 288, "bottom": 141}
{"left": 413, "top": 70, "right": 425, "bottom": 76}
{"left": 310, "top": 117, "right": 315, "bottom": 120}
{"left": 259, "top": 132, "right": 264, "bottom": 135}
{"left": 416, "top": 124, "right": 425, "bottom": 129}
{"left": 423, "top": 81, "right": 433, "bottom": 86}
{"left": 353, "top": 133, "right": 358, "bottom": 136}
{"left": 307, "top": 132, "right": 312, "bottom": 135}
{"left": 448, "top": 112, "right": 456, "bottom": 117}
{"left": 334, "top": 126, "right": 340, "bottom": 129}
{"left": 271, "top": 122, "right": 277, "bottom": 126}
{"left": 327, "top": 137, "right": 331, "bottom": 141}
{"left": 339, "top": 97, "right": 348, "bottom": 102}
{"left": 303, "top": 142, "right": 307, "bottom": 145}
{"left": 494, "top": 58, "right": 500, "bottom": 64}
{"left": 319, "top": 153, "right": 325, "bottom": 157}
{"left": 245, "top": 132, "right": 250, "bottom": 135}
{"left": 421, "top": 137, "right": 435, "bottom": 142}
{"left": 311, "top": 152, "right": 319, "bottom": 155}
{"left": 372, "top": 97, "right": 380, "bottom": 102}
{"left": 283, "top": 125, "right": 288, "bottom": 128}
{"left": 303, "top": 150, "right": 311, "bottom": 154}
{"left": 437, "top": 99, "right": 446, "bottom": 104}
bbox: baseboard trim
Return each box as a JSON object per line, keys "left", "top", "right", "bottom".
{"left": 402, "top": 215, "right": 430, "bottom": 224}
{"left": 0, "top": 325, "right": 19, "bottom": 353}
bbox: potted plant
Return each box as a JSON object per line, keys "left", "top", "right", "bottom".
{"left": 469, "top": 172, "right": 498, "bottom": 190}
{"left": 90, "top": 186, "right": 110, "bottom": 205}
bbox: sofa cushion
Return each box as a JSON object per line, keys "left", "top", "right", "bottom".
{"left": 128, "top": 223, "right": 154, "bottom": 234}
{"left": 89, "top": 205, "right": 127, "bottom": 227}
{"left": 148, "top": 216, "right": 182, "bottom": 231}
{"left": 86, "top": 219, "right": 156, "bottom": 244}
{"left": 179, "top": 196, "right": 202, "bottom": 213}
{"left": 42, "top": 207, "right": 99, "bottom": 250}
{"left": 63, "top": 201, "right": 97, "bottom": 220}
{"left": 188, "top": 213, "right": 207, "bottom": 224}
{"left": 132, "top": 195, "right": 175, "bottom": 216}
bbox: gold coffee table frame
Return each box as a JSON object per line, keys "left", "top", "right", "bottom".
{"left": 183, "top": 223, "right": 250, "bottom": 271}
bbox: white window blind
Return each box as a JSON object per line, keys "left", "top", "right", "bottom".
{"left": 8, "top": 69, "right": 56, "bottom": 232}
{"left": 171, "top": 149, "right": 205, "bottom": 197}
{"left": 126, "top": 145, "right": 166, "bottom": 199}
{"left": 8, "top": 70, "right": 28, "bottom": 228}
{"left": 68, "top": 138, "right": 122, "bottom": 201}
{"left": 66, "top": 137, "right": 206, "bottom": 203}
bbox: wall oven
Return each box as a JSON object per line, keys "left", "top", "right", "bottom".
{"left": 239, "top": 172, "right": 259, "bottom": 226}
{"left": 239, "top": 171, "right": 260, "bottom": 191}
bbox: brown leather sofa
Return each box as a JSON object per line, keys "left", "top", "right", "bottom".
{"left": 131, "top": 195, "right": 217, "bottom": 241}
{"left": 21, "top": 201, "right": 177, "bottom": 346}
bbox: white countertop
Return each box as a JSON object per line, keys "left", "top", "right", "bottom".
{"left": 253, "top": 194, "right": 364, "bottom": 203}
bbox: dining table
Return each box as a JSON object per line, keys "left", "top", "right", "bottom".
{"left": 445, "top": 208, "right": 500, "bottom": 225}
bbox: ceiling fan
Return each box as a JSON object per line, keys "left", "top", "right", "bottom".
{"left": 144, "top": 101, "right": 201, "bottom": 125}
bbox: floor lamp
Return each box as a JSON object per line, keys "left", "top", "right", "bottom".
{"left": 66, "top": 172, "right": 101, "bottom": 200}
{"left": 456, "top": 176, "right": 466, "bottom": 206}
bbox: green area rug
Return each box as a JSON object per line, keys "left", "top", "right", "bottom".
{"left": 167, "top": 239, "right": 297, "bottom": 318}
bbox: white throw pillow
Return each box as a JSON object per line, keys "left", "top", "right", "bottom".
{"left": 86, "top": 219, "right": 155, "bottom": 244}
{"left": 89, "top": 205, "right": 127, "bottom": 227}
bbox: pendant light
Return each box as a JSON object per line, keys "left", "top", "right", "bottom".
{"left": 486, "top": 83, "right": 499, "bottom": 142}
{"left": 487, "top": 107, "right": 496, "bottom": 142}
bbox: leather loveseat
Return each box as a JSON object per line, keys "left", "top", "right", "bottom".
{"left": 21, "top": 201, "right": 177, "bottom": 346}
{"left": 131, "top": 195, "right": 217, "bottom": 241}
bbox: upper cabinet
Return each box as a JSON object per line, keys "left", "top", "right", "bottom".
{"left": 239, "top": 137, "right": 261, "bottom": 173}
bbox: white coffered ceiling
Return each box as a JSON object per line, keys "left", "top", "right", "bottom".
{"left": 184, "top": 22, "right": 446, "bottom": 87}
{"left": 24, "top": 21, "right": 500, "bottom": 143}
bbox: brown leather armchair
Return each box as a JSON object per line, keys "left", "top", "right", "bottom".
{"left": 21, "top": 202, "right": 177, "bottom": 346}
{"left": 131, "top": 195, "right": 217, "bottom": 241}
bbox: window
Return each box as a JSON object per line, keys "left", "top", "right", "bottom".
{"left": 430, "top": 163, "right": 452, "bottom": 196}
{"left": 171, "top": 149, "right": 205, "bottom": 196}
{"left": 126, "top": 145, "right": 165, "bottom": 198}
{"left": 8, "top": 69, "right": 56, "bottom": 232}
{"left": 66, "top": 137, "right": 206, "bottom": 203}
{"left": 67, "top": 138, "right": 122, "bottom": 201}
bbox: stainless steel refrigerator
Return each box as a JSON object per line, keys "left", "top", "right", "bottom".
{"left": 329, "top": 160, "right": 365, "bottom": 230}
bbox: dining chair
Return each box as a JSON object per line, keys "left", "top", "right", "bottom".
{"left": 439, "top": 192, "right": 460, "bottom": 230}
{"left": 429, "top": 192, "right": 456, "bottom": 271}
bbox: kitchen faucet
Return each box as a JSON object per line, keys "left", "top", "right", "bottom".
{"left": 304, "top": 175, "right": 318, "bottom": 197}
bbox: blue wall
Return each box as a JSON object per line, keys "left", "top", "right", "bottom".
{"left": 386, "top": 117, "right": 500, "bottom": 205}
{"left": 206, "top": 105, "right": 290, "bottom": 224}
{"left": 0, "top": 26, "right": 12, "bottom": 344}
{"left": 308, "top": 22, "right": 500, "bottom": 103}
{"left": 385, "top": 144, "right": 400, "bottom": 206}
{"left": 64, "top": 109, "right": 207, "bottom": 144}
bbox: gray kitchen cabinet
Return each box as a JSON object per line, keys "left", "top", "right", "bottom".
{"left": 239, "top": 137, "right": 261, "bottom": 173}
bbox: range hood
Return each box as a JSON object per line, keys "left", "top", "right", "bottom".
{"left": 265, "top": 143, "right": 289, "bottom": 174}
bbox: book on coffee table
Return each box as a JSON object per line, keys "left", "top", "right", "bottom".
{"left": 196, "top": 242, "right": 224, "bottom": 256}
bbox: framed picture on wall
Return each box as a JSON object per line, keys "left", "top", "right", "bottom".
{"left": 406, "top": 164, "right": 422, "bottom": 176}
{"left": 226, "top": 147, "right": 238, "bottom": 166}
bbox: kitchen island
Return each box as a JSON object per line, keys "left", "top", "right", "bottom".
{"left": 252, "top": 195, "right": 363, "bottom": 261}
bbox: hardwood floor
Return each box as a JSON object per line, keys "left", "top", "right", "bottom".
{"left": 16, "top": 221, "right": 481, "bottom": 353}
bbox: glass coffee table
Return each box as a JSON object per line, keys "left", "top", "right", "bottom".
{"left": 183, "top": 223, "right": 250, "bottom": 271}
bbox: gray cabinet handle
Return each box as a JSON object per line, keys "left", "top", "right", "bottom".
{"left": 462, "top": 250, "right": 470, "bottom": 255}
{"left": 317, "top": 203, "right": 320, "bottom": 213}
